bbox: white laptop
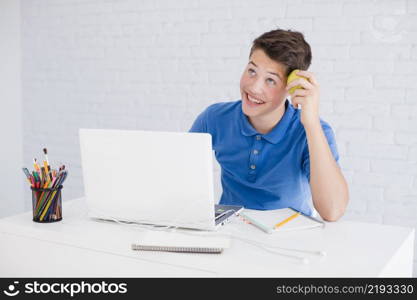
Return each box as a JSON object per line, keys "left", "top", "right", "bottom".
{"left": 79, "top": 129, "right": 242, "bottom": 231}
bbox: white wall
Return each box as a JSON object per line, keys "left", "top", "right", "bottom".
{"left": 0, "top": 0, "right": 23, "bottom": 217}
{"left": 19, "top": 0, "right": 417, "bottom": 275}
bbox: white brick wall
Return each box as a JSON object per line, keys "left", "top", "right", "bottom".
{"left": 21, "top": 0, "right": 417, "bottom": 276}
{"left": 0, "top": 0, "right": 23, "bottom": 218}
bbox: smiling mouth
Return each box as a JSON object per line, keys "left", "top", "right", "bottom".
{"left": 245, "top": 92, "right": 266, "bottom": 105}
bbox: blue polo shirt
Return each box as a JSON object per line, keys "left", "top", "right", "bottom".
{"left": 189, "top": 99, "right": 339, "bottom": 216}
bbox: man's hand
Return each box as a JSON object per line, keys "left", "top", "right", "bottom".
{"left": 286, "top": 70, "right": 320, "bottom": 129}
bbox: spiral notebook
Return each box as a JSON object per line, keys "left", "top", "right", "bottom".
{"left": 239, "top": 207, "right": 325, "bottom": 234}
{"left": 131, "top": 230, "right": 230, "bottom": 254}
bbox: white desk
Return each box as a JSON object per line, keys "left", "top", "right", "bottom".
{"left": 0, "top": 198, "right": 414, "bottom": 277}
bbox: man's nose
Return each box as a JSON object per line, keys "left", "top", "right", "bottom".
{"left": 250, "top": 77, "right": 263, "bottom": 95}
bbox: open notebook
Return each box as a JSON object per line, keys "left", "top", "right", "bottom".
{"left": 131, "top": 230, "right": 230, "bottom": 254}
{"left": 239, "top": 208, "right": 325, "bottom": 234}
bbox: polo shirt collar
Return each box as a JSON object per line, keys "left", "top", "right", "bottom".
{"left": 240, "top": 99, "right": 295, "bottom": 144}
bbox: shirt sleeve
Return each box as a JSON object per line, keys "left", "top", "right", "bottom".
{"left": 302, "top": 121, "right": 340, "bottom": 182}
{"left": 189, "top": 107, "right": 209, "bottom": 133}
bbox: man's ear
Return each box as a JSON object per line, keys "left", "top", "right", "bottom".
{"left": 283, "top": 75, "right": 291, "bottom": 96}
{"left": 284, "top": 87, "right": 290, "bottom": 98}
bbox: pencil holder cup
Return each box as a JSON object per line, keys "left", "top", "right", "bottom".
{"left": 31, "top": 185, "right": 63, "bottom": 223}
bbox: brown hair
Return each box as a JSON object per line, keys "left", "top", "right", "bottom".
{"left": 250, "top": 29, "right": 312, "bottom": 77}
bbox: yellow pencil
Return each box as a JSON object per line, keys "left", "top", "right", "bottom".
{"left": 274, "top": 212, "right": 301, "bottom": 229}
{"left": 43, "top": 160, "right": 49, "bottom": 172}
{"left": 33, "top": 158, "right": 41, "bottom": 172}
{"left": 39, "top": 190, "right": 56, "bottom": 221}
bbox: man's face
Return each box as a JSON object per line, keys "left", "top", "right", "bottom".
{"left": 240, "top": 49, "right": 289, "bottom": 118}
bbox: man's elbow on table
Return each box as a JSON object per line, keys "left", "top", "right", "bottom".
{"left": 316, "top": 196, "right": 349, "bottom": 222}
{"left": 321, "top": 209, "right": 344, "bottom": 222}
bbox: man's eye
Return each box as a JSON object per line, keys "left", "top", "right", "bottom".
{"left": 248, "top": 68, "right": 256, "bottom": 75}
{"left": 266, "top": 78, "right": 276, "bottom": 85}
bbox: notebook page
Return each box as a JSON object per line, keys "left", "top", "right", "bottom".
{"left": 241, "top": 208, "right": 323, "bottom": 232}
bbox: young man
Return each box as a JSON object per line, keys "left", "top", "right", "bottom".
{"left": 189, "top": 29, "right": 349, "bottom": 221}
